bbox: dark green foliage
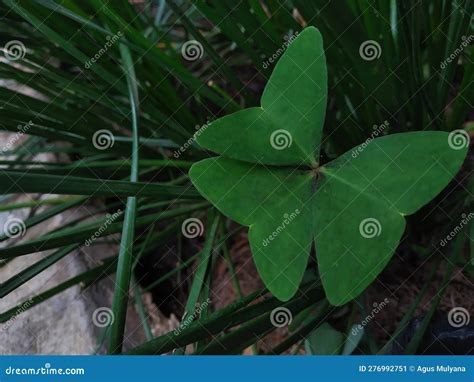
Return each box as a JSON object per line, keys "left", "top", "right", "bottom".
{"left": 0, "top": 0, "right": 471, "bottom": 355}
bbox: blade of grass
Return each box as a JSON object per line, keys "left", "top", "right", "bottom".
{"left": 127, "top": 287, "right": 268, "bottom": 354}
{"left": 0, "top": 203, "right": 207, "bottom": 259}
{"left": 165, "top": 0, "right": 250, "bottom": 101}
{"left": 220, "top": 226, "right": 242, "bottom": 298}
{"left": 143, "top": 226, "right": 241, "bottom": 292}
{"left": 266, "top": 301, "right": 331, "bottom": 355}
{"left": 0, "top": 197, "right": 86, "bottom": 243}
{"left": 4, "top": 0, "right": 126, "bottom": 94}
{"left": 0, "top": 257, "right": 117, "bottom": 324}
{"left": 0, "top": 196, "right": 82, "bottom": 213}
{"left": 174, "top": 210, "right": 220, "bottom": 354}
{"left": 0, "top": 171, "right": 200, "bottom": 199}
{"left": 0, "top": 244, "right": 78, "bottom": 298}
{"left": 377, "top": 255, "right": 442, "bottom": 354}
{"left": 132, "top": 275, "right": 153, "bottom": 341}
{"left": 403, "top": 251, "right": 458, "bottom": 354}
{"left": 196, "top": 288, "right": 326, "bottom": 354}
{"left": 127, "top": 282, "right": 321, "bottom": 355}
{"left": 109, "top": 41, "right": 140, "bottom": 354}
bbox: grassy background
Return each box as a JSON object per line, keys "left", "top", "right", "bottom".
{"left": 0, "top": 0, "right": 472, "bottom": 355}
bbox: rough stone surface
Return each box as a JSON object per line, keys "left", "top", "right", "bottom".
{"left": 0, "top": 197, "right": 147, "bottom": 354}
{"left": 0, "top": 130, "right": 145, "bottom": 354}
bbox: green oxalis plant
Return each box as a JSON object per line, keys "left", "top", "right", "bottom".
{"left": 189, "top": 27, "right": 469, "bottom": 306}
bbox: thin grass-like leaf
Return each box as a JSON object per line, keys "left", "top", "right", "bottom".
{"left": 109, "top": 41, "right": 140, "bottom": 354}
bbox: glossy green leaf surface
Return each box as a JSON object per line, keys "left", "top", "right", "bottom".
{"left": 189, "top": 27, "right": 469, "bottom": 305}
{"left": 195, "top": 27, "right": 327, "bottom": 166}
{"left": 315, "top": 132, "right": 467, "bottom": 305}
{"left": 190, "top": 157, "right": 313, "bottom": 300}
